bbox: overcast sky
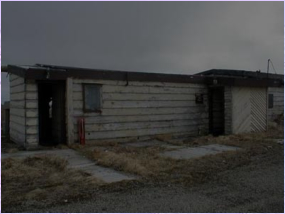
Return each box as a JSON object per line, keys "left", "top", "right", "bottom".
{"left": 1, "top": 1, "right": 284, "bottom": 103}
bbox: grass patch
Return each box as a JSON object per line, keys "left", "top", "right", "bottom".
{"left": 183, "top": 126, "right": 283, "bottom": 150}
{"left": 74, "top": 125, "right": 283, "bottom": 185}
{"left": 1, "top": 137, "right": 24, "bottom": 153}
{"left": 93, "top": 146, "right": 176, "bottom": 177}
{"left": 2, "top": 155, "right": 103, "bottom": 209}
{"left": 76, "top": 145, "right": 177, "bottom": 177}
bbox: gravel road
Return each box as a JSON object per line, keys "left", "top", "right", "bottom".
{"left": 7, "top": 149, "right": 283, "bottom": 213}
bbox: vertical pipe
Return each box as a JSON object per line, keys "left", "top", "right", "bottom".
{"left": 267, "top": 59, "right": 270, "bottom": 78}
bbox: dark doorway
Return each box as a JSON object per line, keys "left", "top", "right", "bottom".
{"left": 38, "top": 81, "right": 66, "bottom": 146}
{"left": 209, "top": 87, "right": 225, "bottom": 136}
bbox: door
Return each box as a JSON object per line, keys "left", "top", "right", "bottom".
{"left": 38, "top": 81, "right": 66, "bottom": 146}
{"left": 209, "top": 87, "right": 225, "bottom": 136}
{"left": 52, "top": 83, "right": 66, "bottom": 144}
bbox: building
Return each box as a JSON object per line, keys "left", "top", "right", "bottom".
{"left": 6, "top": 64, "right": 284, "bottom": 149}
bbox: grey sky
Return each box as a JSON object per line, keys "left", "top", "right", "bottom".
{"left": 1, "top": 2, "right": 284, "bottom": 103}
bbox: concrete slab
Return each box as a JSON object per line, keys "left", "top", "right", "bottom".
{"left": 81, "top": 164, "right": 136, "bottom": 183}
{"left": 160, "top": 144, "right": 240, "bottom": 160}
{"left": 2, "top": 149, "right": 137, "bottom": 183}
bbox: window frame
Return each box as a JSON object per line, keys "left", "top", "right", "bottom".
{"left": 82, "top": 83, "right": 102, "bottom": 113}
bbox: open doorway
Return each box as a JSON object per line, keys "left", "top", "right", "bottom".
{"left": 38, "top": 81, "right": 66, "bottom": 146}
{"left": 209, "top": 86, "right": 225, "bottom": 136}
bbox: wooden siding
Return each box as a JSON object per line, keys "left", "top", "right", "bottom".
{"left": 71, "top": 79, "right": 209, "bottom": 141}
{"left": 9, "top": 74, "right": 26, "bottom": 145}
{"left": 232, "top": 87, "right": 267, "bottom": 134}
{"left": 267, "top": 87, "right": 284, "bottom": 122}
{"left": 25, "top": 81, "right": 39, "bottom": 146}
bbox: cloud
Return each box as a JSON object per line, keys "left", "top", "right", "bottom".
{"left": 1, "top": 2, "right": 283, "bottom": 102}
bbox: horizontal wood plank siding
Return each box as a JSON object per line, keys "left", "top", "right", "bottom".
{"left": 10, "top": 76, "right": 25, "bottom": 87}
{"left": 73, "top": 79, "right": 205, "bottom": 88}
{"left": 9, "top": 74, "right": 26, "bottom": 145}
{"left": 72, "top": 78, "right": 209, "bottom": 142}
{"left": 25, "top": 81, "right": 39, "bottom": 146}
{"left": 73, "top": 113, "right": 208, "bottom": 124}
{"left": 74, "top": 100, "right": 207, "bottom": 109}
{"left": 77, "top": 125, "right": 202, "bottom": 140}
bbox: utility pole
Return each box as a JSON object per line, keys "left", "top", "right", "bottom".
{"left": 267, "top": 59, "right": 270, "bottom": 78}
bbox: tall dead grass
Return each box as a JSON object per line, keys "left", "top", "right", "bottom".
{"left": 2, "top": 155, "right": 102, "bottom": 209}
{"left": 91, "top": 146, "right": 176, "bottom": 177}
{"left": 74, "top": 124, "right": 283, "bottom": 185}
{"left": 184, "top": 125, "right": 283, "bottom": 149}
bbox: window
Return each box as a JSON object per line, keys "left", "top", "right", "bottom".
{"left": 268, "top": 94, "right": 274, "bottom": 109}
{"left": 83, "top": 84, "right": 102, "bottom": 112}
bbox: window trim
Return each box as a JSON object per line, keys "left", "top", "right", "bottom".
{"left": 82, "top": 83, "right": 102, "bottom": 113}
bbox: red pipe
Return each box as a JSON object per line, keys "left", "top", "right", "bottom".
{"left": 78, "top": 118, "right": 85, "bottom": 145}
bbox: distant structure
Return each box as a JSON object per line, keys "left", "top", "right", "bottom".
{"left": 4, "top": 64, "right": 284, "bottom": 149}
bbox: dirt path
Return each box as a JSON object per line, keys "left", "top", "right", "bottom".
{"left": 7, "top": 150, "right": 283, "bottom": 213}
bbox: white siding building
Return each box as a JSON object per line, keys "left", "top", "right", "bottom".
{"left": 7, "top": 65, "right": 284, "bottom": 149}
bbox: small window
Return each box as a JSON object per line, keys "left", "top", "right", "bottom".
{"left": 268, "top": 94, "right": 274, "bottom": 109}
{"left": 83, "top": 84, "right": 102, "bottom": 112}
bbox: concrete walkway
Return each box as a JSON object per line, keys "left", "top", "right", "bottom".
{"left": 160, "top": 144, "right": 240, "bottom": 159}
{"left": 1, "top": 149, "right": 137, "bottom": 183}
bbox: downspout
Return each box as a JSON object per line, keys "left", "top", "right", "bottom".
{"left": 266, "top": 87, "right": 268, "bottom": 131}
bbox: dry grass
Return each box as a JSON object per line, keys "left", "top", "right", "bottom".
{"left": 183, "top": 126, "right": 283, "bottom": 150}
{"left": 93, "top": 146, "right": 176, "bottom": 177}
{"left": 151, "top": 127, "right": 283, "bottom": 185}
{"left": 74, "top": 124, "right": 283, "bottom": 185}
{"left": 3, "top": 122, "right": 283, "bottom": 211}
{"left": 2, "top": 155, "right": 103, "bottom": 209}
{"left": 75, "top": 145, "right": 176, "bottom": 177}
{"left": 1, "top": 137, "right": 24, "bottom": 153}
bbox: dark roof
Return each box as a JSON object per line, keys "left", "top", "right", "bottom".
{"left": 6, "top": 64, "right": 205, "bottom": 84}
{"left": 197, "top": 69, "right": 284, "bottom": 80}
{"left": 5, "top": 64, "right": 284, "bottom": 87}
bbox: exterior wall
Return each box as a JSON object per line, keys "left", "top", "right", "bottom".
{"left": 9, "top": 74, "right": 38, "bottom": 148}
{"left": 9, "top": 74, "right": 26, "bottom": 145}
{"left": 267, "top": 87, "right": 284, "bottom": 122}
{"left": 231, "top": 87, "right": 267, "bottom": 134}
{"left": 71, "top": 79, "right": 209, "bottom": 143}
{"left": 25, "top": 80, "right": 39, "bottom": 147}
{"left": 224, "top": 87, "right": 232, "bottom": 135}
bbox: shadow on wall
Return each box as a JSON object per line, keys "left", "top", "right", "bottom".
{"left": 1, "top": 72, "right": 10, "bottom": 104}
{"left": 1, "top": 101, "right": 10, "bottom": 136}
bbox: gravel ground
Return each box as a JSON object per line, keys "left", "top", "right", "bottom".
{"left": 5, "top": 148, "right": 284, "bottom": 213}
